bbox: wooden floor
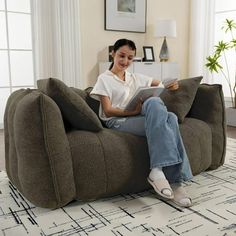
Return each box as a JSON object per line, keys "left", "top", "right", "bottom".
{"left": 0, "top": 127, "right": 236, "bottom": 171}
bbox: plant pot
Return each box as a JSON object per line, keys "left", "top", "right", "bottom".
{"left": 226, "top": 107, "right": 236, "bottom": 127}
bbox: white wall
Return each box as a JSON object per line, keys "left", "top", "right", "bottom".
{"left": 79, "top": 0, "right": 190, "bottom": 88}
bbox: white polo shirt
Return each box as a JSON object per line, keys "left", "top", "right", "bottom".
{"left": 90, "top": 70, "right": 153, "bottom": 120}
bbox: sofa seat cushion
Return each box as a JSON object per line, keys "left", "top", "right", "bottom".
{"left": 68, "top": 119, "right": 212, "bottom": 200}
{"left": 67, "top": 129, "right": 150, "bottom": 200}
{"left": 37, "top": 78, "right": 103, "bottom": 132}
{"left": 179, "top": 117, "right": 212, "bottom": 175}
{"left": 160, "top": 76, "right": 202, "bottom": 123}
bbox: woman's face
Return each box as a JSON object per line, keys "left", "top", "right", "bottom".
{"left": 112, "top": 45, "right": 135, "bottom": 71}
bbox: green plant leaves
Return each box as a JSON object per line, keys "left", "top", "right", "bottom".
{"left": 205, "top": 55, "right": 223, "bottom": 73}
{"left": 206, "top": 18, "right": 236, "bottom": 108}
{"left": 215, "top": 41, "right": 230, "bottom": 55}
{"left": 206, "top": 18, "right": 236, "bottom": 73}
{"left": 221, "top": 19, "right": 236, "bottom": 33}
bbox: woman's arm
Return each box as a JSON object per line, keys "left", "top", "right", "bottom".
{"left": 100, "top": 95, "right": 142, "bottom": 118}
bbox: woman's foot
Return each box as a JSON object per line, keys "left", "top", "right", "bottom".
{"left": 147, "top": 177, "right": 174, "bottom": 199}
{"left": 148, "top": 167, "right": 174, "bottom": 199}
{"left": 171, "top": 183, "right": 192, "bottom": 207}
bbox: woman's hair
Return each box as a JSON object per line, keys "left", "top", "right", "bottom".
{"left": 109, "top": 38, "right": 136, "bottom": 70}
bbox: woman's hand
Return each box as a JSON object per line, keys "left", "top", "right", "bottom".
{"left": 131, "top": 99, "right": 143, "bottom": 115}
{"left": 124, "top": 99, "right": 143, "bottom": 116}
{"left": 165, "top": 80, "right": 179, "bottom": 90}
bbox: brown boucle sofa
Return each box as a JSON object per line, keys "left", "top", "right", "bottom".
{"left": 4, "top": 77, "right": 226, "bottom": 208}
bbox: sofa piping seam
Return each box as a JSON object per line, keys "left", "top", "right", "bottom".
{"left": 94, "top": 132, "right": 108, "bottom": 195}
{"left": 40, "top": 94, "right": 61, "bottom": 204}
{"left": 218, "top": 87, "right": 227, "bottom": 165}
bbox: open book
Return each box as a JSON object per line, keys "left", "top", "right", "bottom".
{"left": 125, "top": 86, "right": 164, "bottom": 111}
{"left": 162, "top": 78, "right": 178, "bottom": 87}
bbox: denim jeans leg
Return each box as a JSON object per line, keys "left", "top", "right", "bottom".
{"left": 162, "top": 112, "right": 193, "bottom": 183}
{"left": 106, "top": 116, "right": 146, "bottom": 136}
{"left": 142, "top": 97, "right": 182, "bottom": 168}
{"left": 142, "top": 97, "right": 192, "bottom": 183}
{"left": 105, "top": 96, "right": 193, "bottom": 183}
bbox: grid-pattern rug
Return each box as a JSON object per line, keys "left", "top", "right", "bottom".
{"left": 1, "top": 138, "right": 236, "bottom": 236}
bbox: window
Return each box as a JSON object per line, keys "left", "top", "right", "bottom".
{"left": 0, "top": 0, "right": 34, "bottom": 128}
{"left": 214, "top": 0, "right": 236, "bottom": 99}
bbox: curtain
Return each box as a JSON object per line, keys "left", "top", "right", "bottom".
{"left": 31, "top": 0, "right": 82, "bottom": 87}
{"left": 188, "top": 0, "right": 215, "bottom": 83}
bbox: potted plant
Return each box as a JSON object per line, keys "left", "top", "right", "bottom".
{"left": 206, "top": 18, "right": 236, "bottom": 126}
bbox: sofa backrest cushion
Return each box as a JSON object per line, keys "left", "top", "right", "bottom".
{"left": 37, "top": 78, "right": 103, "bottom": 132}
{"left": 188, "top": 83, "right": 226, "bottom": 169}
{"left": 160, "top": 76, "right": 203, "bottom": 123}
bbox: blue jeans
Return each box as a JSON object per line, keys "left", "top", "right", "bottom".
{"left": 105, "top": 97, "right": 193, "bottom": 183}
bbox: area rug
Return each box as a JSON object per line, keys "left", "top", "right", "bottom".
{"left": 1, "top": 139, "right": 236, "bottom": 236}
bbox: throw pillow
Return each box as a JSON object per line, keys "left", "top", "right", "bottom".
{"left": 160, "top": 76, "right": 203, "bottom": 123}
{"left": 37, "top": 78, "right": 103, "bottom": 132}
{"left": 71, "top": 87, "right": 100, "bottom": 121}
{"left": 84, "top": 87, "right": 100, "bottom": 117}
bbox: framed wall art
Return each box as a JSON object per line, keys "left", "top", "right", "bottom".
{"left": 143, "top": 46, "right": 155, "bottom": 62}
{"left": 105, "top": 0, "right": 146, "bottom": 33}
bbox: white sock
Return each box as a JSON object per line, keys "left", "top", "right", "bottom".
{"left": 149, "top": 167, "right": 172, "bottom": 197}
{"left": 149, "top": 167, "right": 166, "bottom": 180}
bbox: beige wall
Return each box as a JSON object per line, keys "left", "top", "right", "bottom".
{"left": 79, "top": 0, "right": 190, "bottom": 88}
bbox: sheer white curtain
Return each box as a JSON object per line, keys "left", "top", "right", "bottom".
{"left": 188, "top": 0, "right": 215, "bottom": 83}
{"left": 31, "top": 0, "right": 82, "bottom": 87}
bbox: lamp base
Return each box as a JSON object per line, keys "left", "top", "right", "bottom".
{"left": 160, "top": 58, "right": 168, "bottom": 62}
{"left": 159, "top": 37, "right": 169, "bottom": 62}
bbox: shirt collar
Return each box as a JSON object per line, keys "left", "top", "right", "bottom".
{"left": 105, "top": 70, "right": 132, "bottom": 84}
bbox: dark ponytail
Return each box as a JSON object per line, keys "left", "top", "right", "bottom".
{"left": 109, "top": 38, "right": 136, "bottom": 70}
{"left": 109, "top": 62, "right": 114, "bottom": 70}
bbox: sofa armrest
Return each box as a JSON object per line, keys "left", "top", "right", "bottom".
{"left": 187, "top": 84, "right": 227, "bottom": 169}
{"left": 5, "top": 90, "right": 76, "bottom": 208}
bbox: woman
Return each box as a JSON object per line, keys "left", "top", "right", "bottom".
{"left": 90, "top": 39, "right": 193, "bottom": 207}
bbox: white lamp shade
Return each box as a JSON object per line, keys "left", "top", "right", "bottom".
{"left": 155, "top": 20, "right": 177, "bottom": 38}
